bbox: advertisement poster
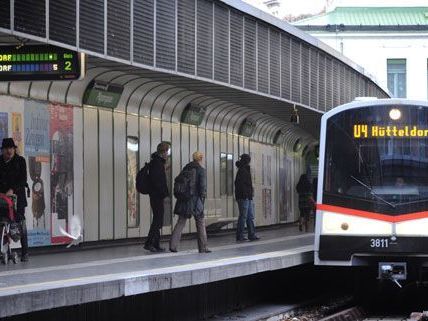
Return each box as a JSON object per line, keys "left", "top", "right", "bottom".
{"left": 0, "top": 112, "right": 8, "bottom": 142}
{"left": 49, "top": 104, "right": 74, "bottom": 244}
{"left": 127, "top": 137, "right": 139, "bottom": 227}
{"left": 11, "top": 113, "right": 23, "bottom": 154}
{"left": 262, "top": 188, "right": 272, "bottom": 220}
{"left": 24, "top": 101, "right": 50, "bottom": 156}
{"left": 24, "top": 100, "right": 51, "bottom": 247}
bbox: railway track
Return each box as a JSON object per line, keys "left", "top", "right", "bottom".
{"left": 316, "top": 306, "right": 428, "bottom": 321}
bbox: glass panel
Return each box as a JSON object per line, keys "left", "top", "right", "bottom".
{"left": 227, "top": 154, "right": 234, "bottom": 196}
{"left": 387, "top": 59, "right": 406, "bottom": 98}
{"left": 266, "top": 155, "right": 272, "bottom": 186}
{"left": 127, "top": 136, "right": 139, "bottom": 227}
{"left": 220, "top": 153, "right": 227, "bottom": 196}
{"left": 323, "top": 105, "right": 428, "bottom": 215}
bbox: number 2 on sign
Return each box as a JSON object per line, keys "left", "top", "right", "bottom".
{"left": 65, "top": 61, "right": 72, "bottom": 71}
{"left": 370, "top": 238, "right": 389, "bottom": 248}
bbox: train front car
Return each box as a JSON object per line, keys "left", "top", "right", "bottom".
{"left": 315, "top": 99, "right": 428, "bottom": 283}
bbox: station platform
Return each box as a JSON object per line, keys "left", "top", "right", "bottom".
{"left": 0, "top": 225, "right": 314, "bottom": 318}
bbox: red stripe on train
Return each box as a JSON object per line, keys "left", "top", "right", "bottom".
{"left": 317, "top": 204, "right": 428, "bottom": 223}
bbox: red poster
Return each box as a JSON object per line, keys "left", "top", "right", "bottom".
{"left": 49, "top": 104, "right": 74, "bottom": 244}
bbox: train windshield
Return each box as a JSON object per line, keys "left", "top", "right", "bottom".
{"left": 323, "top": 104, "right": 428, "bottom": 215}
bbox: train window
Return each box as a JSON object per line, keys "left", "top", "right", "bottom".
{"left": 323, "top": 105, "right": 428, "bottom": 214}
{"left": 127, "top": 136, "right": 139, "bottom": 227}
{"left": 220, "top": 153, "right": 234, "bottom": 196}
{"left": 387, "top": 59, "right": 406, "bottom": 98}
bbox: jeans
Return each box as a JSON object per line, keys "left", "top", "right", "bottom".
{"left": 236, "top": 199, "right": 256, "bottom": 240}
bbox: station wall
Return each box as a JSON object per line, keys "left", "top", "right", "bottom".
{"left": 0, "top": 94, "right": 307, "bottom": 247}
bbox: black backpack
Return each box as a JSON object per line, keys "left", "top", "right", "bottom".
{"left": 174, "top": 168, "right": 196, "bottom": 201}
{"left": 136, "top": 162, "right": 151, "bottom": 194}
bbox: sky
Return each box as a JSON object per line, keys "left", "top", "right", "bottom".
{"left": 243, "top": 0, "right": 328, "bottom": 17}
{"left": 243, "top": 0, "right": 428, "bottom": 18}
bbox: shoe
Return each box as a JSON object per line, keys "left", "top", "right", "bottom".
{"left": 249, "top": 236, "right": 260, "bottom": 241}
{"left": 144, "top": 245, "right": 158, "bottom": 253}
{"left": 169, "top": 248, "right": 178, "bottom": 253}
{"left": 155, "top": 247, "right": 166, "bottom": 252}
{"left": 21, "top": 253, "right": 29, "bottom": 262}
{"left": 236, "top": 237, "right": 248, "bottom": 242}
{"left": 199, "top": 249, "right": 212, "bottom": 253}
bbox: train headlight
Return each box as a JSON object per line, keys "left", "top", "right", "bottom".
{"left": 389, "top": 108, "right": 401, "bottom": 120}
{"left": 341, "top": 222, "right": 349, "bottom": 231}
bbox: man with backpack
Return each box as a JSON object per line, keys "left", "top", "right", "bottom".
{"left": 143, "top": 142, "right": 170, "bottom": 253}
{"left": 169, "top": 151, "right": 210, "bottom": 253}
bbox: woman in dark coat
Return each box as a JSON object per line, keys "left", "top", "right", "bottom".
{"left": 0, "top": 138, "right": 29, "bottom": 261}
{"left": 170, "top": 151, "right": 210, "bottom": 253}
{"left": 296, "top": 174, "right": 314, "bottom": 232}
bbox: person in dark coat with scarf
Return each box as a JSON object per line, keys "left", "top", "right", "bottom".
{"left": 144, "top": 142, "right": 170, "bottom": 253}
{"left": 170, "top": 151, "right": 210, "bottom": 253}
{"left": 235, "top": 154, "right": 259, "bottom": 242}
{"left": 296, "top": 174, "right": 314, "bottom": 232}
{"left": 0, "top": 138, "right": 29, "bottom": 261}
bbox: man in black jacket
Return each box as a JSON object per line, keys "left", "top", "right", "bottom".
{"left": 144, "top": 142, "right": 170, "bottom": 252}
{"left": 234, "top": 154, "right": 259, "bottom": 242}
{"left": 0, "top": 138, "right": 29, "bottom": 261}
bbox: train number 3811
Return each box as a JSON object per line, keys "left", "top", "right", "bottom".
{"left": 370, "top": 238, "right": 389, "bottom": 248}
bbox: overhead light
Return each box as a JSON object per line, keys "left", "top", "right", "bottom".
{"left": 389, "top": 108, "right": 401, "bottom": 120}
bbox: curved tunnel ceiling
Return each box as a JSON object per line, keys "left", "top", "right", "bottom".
{"left": 0, "top": 0, "right": 389, "bottom": 139}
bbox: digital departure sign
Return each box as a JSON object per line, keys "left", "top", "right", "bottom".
{"left": 354, "top": 125, "right": 428, "bottom": 138}
{"left": 0, "top": 45, "right": 85, "bottom": 81}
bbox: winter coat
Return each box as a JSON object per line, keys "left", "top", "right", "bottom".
{"left": 296, "top": 175, "right": 313, "bottom": 211}
{"left": 0, "top": 154, "right": 28, "bottom": 218}
{"left": 149, "top": 152, "right": 169, "bottom": 199}
{"left": 174, "top": 161, "right": 206, "bottom": 219}
{"left": 234, "top": 160, "right": 253, "bottom": 200}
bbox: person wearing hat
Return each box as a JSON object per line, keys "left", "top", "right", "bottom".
{"left": 234, "top": 154, "right": 259, "bottom": 242}
{"left": 0, "top": 138, "right": 29, "bottom": 261}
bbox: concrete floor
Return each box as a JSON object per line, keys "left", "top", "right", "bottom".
{"left": 0, "top": 225, "right": 314, "bottom": 318}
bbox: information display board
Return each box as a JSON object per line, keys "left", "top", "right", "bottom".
{"left": 0, "top": 45, "right": 85, "bottom": 81}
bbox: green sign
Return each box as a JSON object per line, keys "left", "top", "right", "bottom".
{"left": 239, "top": 118, "right": 256, "bottom": 137}
{"left": 181, "top": 104, "right": 206, "bottom": 126}
{"left": 0, "top": 45, "right": 84, "bottom": 81}
{"left": 82, "top": 81, "right": 123, "bottom": 109}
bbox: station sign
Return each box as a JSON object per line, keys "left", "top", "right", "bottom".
{"left": 0, "top": 45, "right": 85, "bottom": 81}
{"left": 181, "top": 103, "right": 206, "bottom": 126}
{"left": 82, "top": 81, "right": 124, "bottom": 109}
{"left": 239, "top": 118, "right": 256, "bottom": 137}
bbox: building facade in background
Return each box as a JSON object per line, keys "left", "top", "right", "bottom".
{"left": 294, "top": 6, "right": 428, "bottom": 100}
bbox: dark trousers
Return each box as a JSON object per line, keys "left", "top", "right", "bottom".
{"left": 145, "top": 196, "right": 164, "bottom": 248}
{"left": 18, "top": 219, "right": 28, "bottom": 256}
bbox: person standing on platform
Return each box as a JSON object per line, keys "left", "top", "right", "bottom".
{"left": 234, "top": 153, "right": 259, "bottom": 242}
{"left": 296, "top": 174, "right": 314, "bottom": 232}
{"left": 144, "top": 142, "right": 170, "bottom": 253}
{"left": 170, "top": 151, "right": 210, "bottom": 253}
{"left": 0, "top": 138, "right": 29, "bottom": 261}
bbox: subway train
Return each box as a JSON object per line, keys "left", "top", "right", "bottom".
{"left": 315, "top": 98, "right": 428, "bottom": 283}
{"left": 0, "top": 75, "right": 316, "bottom": 249}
